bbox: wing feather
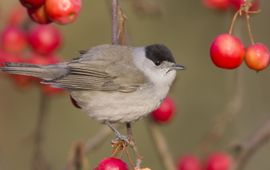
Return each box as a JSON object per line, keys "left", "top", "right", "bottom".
{"left": 44, "top": 45, "right": 146, "bottom": 92}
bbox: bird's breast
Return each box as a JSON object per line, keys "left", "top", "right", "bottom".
{"left": 70, "top": 84, "right": 168, "bottom": 123}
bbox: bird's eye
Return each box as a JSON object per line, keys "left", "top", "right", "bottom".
{"left": 155, "top": 60, "right": 161, "bottom": 66}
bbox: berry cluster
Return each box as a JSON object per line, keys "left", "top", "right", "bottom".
{"left": 177, "top": 152, "right": 232, "bottom": 170}
{"left": 210, "top": 1, "right": 270, "bottom": 71}
{"left": 203, "top": 0, "right": 259, "bottom": 11}
{"left": 0, "top": 7, "right": 64, "bottom": 95}
{"left": 19, "top": 0, "right": 82, "bottom": 25}
{"left": 93, "top": 152, "right": 232, "bottom": 170}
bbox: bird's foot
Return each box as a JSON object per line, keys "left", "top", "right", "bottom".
{"left": 105, "top": 121, "right": 131, "bottom": 145}
{"left": 113, "top": 133, "right": 130, "bottom": 144}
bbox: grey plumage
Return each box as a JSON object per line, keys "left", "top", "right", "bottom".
{"left": 1, "top": 45, "right": 146, "bottom": 92}
{"left": 1, "top": 62, "right": 68, "bottom": 81}
{"left": 0, "top": 44, "right": 183, "bottom": 123}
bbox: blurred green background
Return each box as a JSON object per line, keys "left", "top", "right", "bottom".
{"left": 1, "top": 0, "right": 270, "bottom": 170}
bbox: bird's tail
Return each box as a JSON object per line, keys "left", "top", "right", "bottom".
{"left": 0, "top": 62, "right": 67, "bottom": 81}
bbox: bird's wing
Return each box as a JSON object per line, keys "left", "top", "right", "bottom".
{"left": 44, "top": 46, "right": 146, "bottom": 92}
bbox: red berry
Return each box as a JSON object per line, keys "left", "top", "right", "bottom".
{"left": 177, "top": 155, "right": 202, "bottom": 170}
{"left": 205, "top": 152, "right": 232, "bottom": 170}
{"left": 203, "top": 0, "right": 231, "bottom": 10}
{"left": 245, "top": 43, "right": 270, "bottom": 71}
{"left": 28, "top": 25, "right": 62, "bottom": 55}
{"left": 70, "top": 95, "right": 81, "bottom": 109}
{"left": 230, "top": 0, "right": 259, "bottom": 11}
{"left": 27, "top": 53, "right": 62, "bottom": 66}
{"left": 210, "top": 34, "right": 245, "bottom": 69}
{"left": 95, "top": 157, "right": 129, "bottom": 170}
{"left": 27, "top": 5, "right": 52, "bottom": 24}
{"left": 45, "top": 0, "right": 81, "bottom": 25}
{"left": 19, "top": 0, "right": 45, "bottom": 9}
{"left": 0, "top": 26, "right": 27, "bottom": 53}
{"left": 151, "top": 97, "right": 176, "bottom": 123}
{"left": 27, "top": 53, "right": 52, "bottom": 65}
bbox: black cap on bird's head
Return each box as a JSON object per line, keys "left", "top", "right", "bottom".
{"left": 145, "top": 44, "right": 185, "bottom": 70}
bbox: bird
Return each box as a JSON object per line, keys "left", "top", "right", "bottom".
{"left": 0, "top": 44, "right": 184, "bottom": 143}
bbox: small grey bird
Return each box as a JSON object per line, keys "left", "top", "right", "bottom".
{"left": 0, "top": 44, "right": 184, "bottom": 141}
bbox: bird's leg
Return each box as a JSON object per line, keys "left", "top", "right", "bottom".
{"left": 126, "top": 122, "right": 142, "bottom": 169}
{"left": 105, "top": 121, "right": 129, "bottom": 143}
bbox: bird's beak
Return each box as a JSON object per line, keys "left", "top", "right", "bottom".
{"left": 169, "top": 64, "right": 185, "bottom": 71}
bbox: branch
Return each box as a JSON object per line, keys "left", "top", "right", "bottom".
{"left": 65, "top": 141, "right": 89, "bottom": 170}
{"left": 84, "top": 125, "right": 118, "bottom": 154}
{"left": 111, "top": 0, "right": 119, "bottom": 45}
{"left": 84, "top": 0, "right": 127, "bottom": 154}
{"left": 231, "top": 118, "right": 270, "bottom": 170}
{"left": 146, "top": 119, "right": 176, "bottom": 170}
{"left": 31, "top": 91, "right": 50, "bottom": 170}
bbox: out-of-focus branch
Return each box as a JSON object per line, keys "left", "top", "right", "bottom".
{"left": 146, "top": 119, "right": 176, "bottom": 170}
{"left": 31, "top": 91, "right": 50, "bottom": 170}
{"left": 65, "top": 142, "right": 89, "bottom": 170}
{"left": 84, "top": 126, "right": 118, "bottom": 154}
{"left": 231, "top": 118, "right": 270, "bottom": 170}
{"left": 111, "top": 0, "right": 119, "bottom": 45}
{"left": 199, "top": 69, "right": 244, "bottom": 152}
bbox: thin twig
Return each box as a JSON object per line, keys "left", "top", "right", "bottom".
{"left": 65, "top": 141, "right": 89, "bottom": 170}
{"left": 31, "top": 91, "right": 50, "bottom": 170}
{"left": 126, "top": 123, "right": 142, "bottom": 169}
{"left": 84, "top": 125, "right": 118, "bottom": 154}
{"left": 117, "top": 9, "right": 128, "bottom": 45}
{"left": 231, "top": 118, "right": 270, "bottom": 170}
{"left": 146, "top": 119, "right": 176, "bottom": 170}
{"left": 245, "top": 13, "right": 255, "bottom": 44}
{"left": 111, "top": 0, "right": 119, "bottom": 45}
{"left": 229, "top": 10, "right": 240, "bottom": 35}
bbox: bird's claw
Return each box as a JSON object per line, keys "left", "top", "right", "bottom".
{"left": 112, "top": 133, "right": 130, "bottom": 144}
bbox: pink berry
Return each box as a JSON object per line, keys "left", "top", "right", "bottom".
{"left": 151, "top": 97, "right": 176, "bottom": 123}
{"left": 45, "top": 0, "right": 82, "bottom": 25}
{"left": 27, "top": 5, "right": 52, "bottom": 24}
{"left": 210, "top": 34, "right": 245, "bottom": 69}
{"left": 0, "top": 26, "right": 27, "bottom": 53}
{"left": 177, "top": 155, "right": 202, "bottom": 170}
{"left": 245, "top": 43, "right": 270, "bottom": 71}
{"left": 19, "top": 0, "right": 45, "bottom": 9}
{"left": 95, "top": 157, "right": 129, "bottom": 170}
{"left": 28, "top": 25, "right": 62, "bottom": 55}
{"left": 203, "top": 0, "right": 231, "bottom": 10}
{"left": 205, "top": 152, "right": 232, "bottom": 170}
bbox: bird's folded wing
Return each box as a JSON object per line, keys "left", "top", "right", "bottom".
{"left": 43, "top": 61, "right": 146, "bottom": 92}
